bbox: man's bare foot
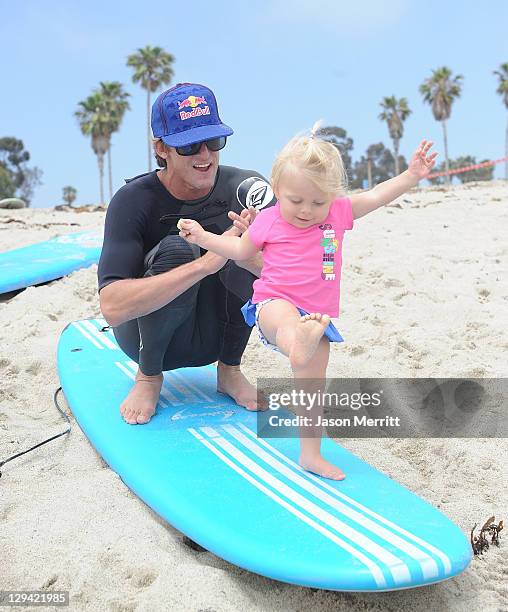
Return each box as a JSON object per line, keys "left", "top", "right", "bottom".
{"left": 217, "top": 363, "right": 266, "bottom": 411}
{"left": 289, "top": 313, "right": 330, "bottom": 370}
{"left": 300, "top": 455, "right": 346, "bottom": 481}
{"left": 120, "top": 370, "right": 163, "bottom": 424}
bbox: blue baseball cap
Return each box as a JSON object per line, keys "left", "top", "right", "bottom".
{"left": 151, "top": 83, "right": 234, "bottom": 147}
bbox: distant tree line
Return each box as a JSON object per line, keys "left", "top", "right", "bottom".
{"left": 75, "top": 52, "right": 507, "bottom": 203}
{"left": 3, "top": 55, "right": 507, "bottom": 206}
{"left": 317, "top": 63, "right": 508, "bottom": 189}
{"left": 315, "top": 130, "right": 495, "bottom": 188}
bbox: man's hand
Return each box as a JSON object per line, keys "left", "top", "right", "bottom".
{"left": 407, "top": 140, "right": 438, "bottom": 180}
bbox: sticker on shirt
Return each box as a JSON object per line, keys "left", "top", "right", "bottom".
{"left": 319, "top": 223, "right": 339, "bottom": 280}
{"left": 236, "top": 177, "right": 275, "bottom": 211}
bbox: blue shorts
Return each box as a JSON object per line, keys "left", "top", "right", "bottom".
{"left": 241, "top": 298, "right": 344, "bottom": 353}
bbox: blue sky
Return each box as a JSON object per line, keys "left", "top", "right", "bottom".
{"left": 2, "top": 0, "right": 507, "bottom": 208}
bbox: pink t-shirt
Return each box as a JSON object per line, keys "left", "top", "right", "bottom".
{"left": 247, "top": 198, "right": 354, "bottom": 317}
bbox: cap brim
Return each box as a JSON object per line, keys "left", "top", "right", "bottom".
{"left": 160, "top": 123, "right": 234, "bottom": 147}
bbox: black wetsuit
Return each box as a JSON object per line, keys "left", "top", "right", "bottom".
{"left": 98, "top": 166, "right": 275, "bottom": 375}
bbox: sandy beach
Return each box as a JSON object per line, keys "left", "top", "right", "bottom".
{"left": 1, "top": 181, "right": 507, "bottom": 611}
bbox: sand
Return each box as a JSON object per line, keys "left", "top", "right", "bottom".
{"left": 0, "top": 181, "right": 507, "bottom": 611}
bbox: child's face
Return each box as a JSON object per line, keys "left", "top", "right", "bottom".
{"left": 276, "top": 172, "right": 332, "bottom": 228}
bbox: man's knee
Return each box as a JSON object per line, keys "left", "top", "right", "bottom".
{"left": 218, "top": 261, "right": 255, "bottom": 303}
{"left": 144, "top": 235, "right": 200, "bottom": 277}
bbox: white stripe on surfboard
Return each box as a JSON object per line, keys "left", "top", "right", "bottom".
{"left": 72, "top": 321, "right": 104, "bottom": 349}
{"left": 124, "top": 363, "right": 212, "bottom": 405}
{"left": 123, "top": 361, "right": 182, "bottom": 405}
{"left": 170, "top": 370, "right": 214, "bottom": 402}
{"left": 237, "top": 422, "right": 452, "bottom": 575}
{"left": 223, "top": 424, "right": 439, "bottom": 579}
{"left": 91, "top": 318, "right": 118, "bottom": 340}
{"left": 115, "top": 361, "right": 135, "bottom": 380}
{"left": 86, "top": 320, "right": 213, "bottom": 402}
{"left": 88, "top": 317, "right": 111, "bottom": 332}
{"left": 199, "top": 426, "right": 411, "bottom": 585}
{"left": 86, "top": 320, "right": 212, "bottom": 402}
{"left": 79, "top": 319, "right": 118, "bottom": 350}
{"left": 188, "top": 427, "right": 387, "bottom": 588}
{"left": 87, "top": 319, "right": 213, "bottom": 402}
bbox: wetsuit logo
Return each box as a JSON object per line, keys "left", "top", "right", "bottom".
{"left": 236, "top": 177, "right": 275, "bottom": 211}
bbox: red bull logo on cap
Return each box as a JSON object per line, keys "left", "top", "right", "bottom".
{"left": 178, "top": 95, "right": 209, "bottom": 120}
{"left": 178, "top": 95, "right": 207, "bottom": 110}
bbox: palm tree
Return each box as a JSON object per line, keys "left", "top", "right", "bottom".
{"left": 62, "top": 186, "right": 77, "bottom": 206}
{"left": 98, "top": 81, "right": 130, "bottom": 199}
{"left": 493, "top": 63, "right": 508, "bottom": 180}
{"left": 378, "top": 96, "right": 411, "bottom": 175}
{"left": 127, "top": 46, "right": 175, "bottom": 171}
{"left": 419, "top": 67, "right": 463, "bottom": 185}
{"left": 75, "top": 92, "right": 110, "bottom": 205}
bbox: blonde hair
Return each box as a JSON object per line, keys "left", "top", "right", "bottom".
{"left": 271, "top": 121, "right": 348, "bottom": 200}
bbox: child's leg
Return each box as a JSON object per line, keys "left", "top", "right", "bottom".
{"left": 293, "top": 338, "right": 346, "bottom": 481}
{"left": 290, "top": 312, "right": 331, "bottom": 370}
{"left": 258, "top": 301, "right": 331, "bottom": 369}
{"left": 258, "top": 301, "right": 345, "bottom": 481}
{"left": 256, "top": 299, "right": 301, "bottom": 355}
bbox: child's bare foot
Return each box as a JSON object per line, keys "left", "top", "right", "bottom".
{"left": 120, "top": 370, "right": 163, "bottom": 424}
{"left": 300, "top": 455, "right": 346, "bottom": 481}
{"left": 289, "top": 313, "right": 330, "bottom": 370}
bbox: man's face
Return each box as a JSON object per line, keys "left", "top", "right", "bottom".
{"left": 164, "top": 142, "right": 219, "bottom": 199}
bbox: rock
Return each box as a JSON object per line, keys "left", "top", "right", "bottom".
{"left": 0, "top": 198, "right": 27, "bottom": 209}
{"left": 54, "top": 204, "right": 106, "bottom": 212}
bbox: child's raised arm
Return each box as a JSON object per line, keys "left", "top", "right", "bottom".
{"left": 350, "top": 140, "right": 438, "bottom": 219}
{"left": 178, "top": 219, "right": 260, "bottom": 261}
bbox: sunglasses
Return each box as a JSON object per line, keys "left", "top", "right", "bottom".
{"left": 175, "top": 136, "right": 227, "bottom": 157}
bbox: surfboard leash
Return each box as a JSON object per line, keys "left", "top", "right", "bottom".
{"left": 0, "top": 388, "right": 71, "bottom": 478}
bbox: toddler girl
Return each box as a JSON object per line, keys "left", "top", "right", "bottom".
{"left": 178, "top": 124, "right": 437, "bottom": 480}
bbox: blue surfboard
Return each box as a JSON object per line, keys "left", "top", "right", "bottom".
{"left": 57, "top": 319, "right": 472, "bottom": 592}
{"left": 0, "top": 230, "right": 103, "bottom": 294}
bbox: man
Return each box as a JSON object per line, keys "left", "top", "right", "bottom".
{"left": 98, "top": 82, "right": 275, "bottom": 424}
